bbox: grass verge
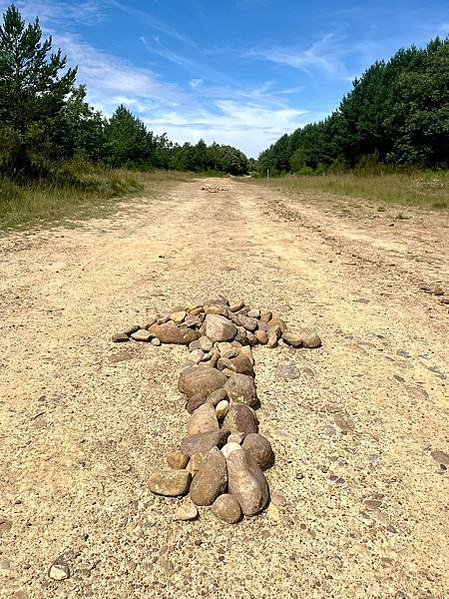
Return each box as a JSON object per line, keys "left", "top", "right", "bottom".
{"left": 0, "top": 164, "right": 193, "bottom": 232}
{"left": 248, "top": 171, "right": 449, "bottom": 210}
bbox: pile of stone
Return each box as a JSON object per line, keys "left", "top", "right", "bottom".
{"left": 113, "top": 297, "right": 322, "bottom": 524}
{"left": 201, "top": 185, "right": 229, "bottom": 193}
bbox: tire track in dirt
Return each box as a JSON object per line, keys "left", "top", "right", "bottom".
{"left": 1, "top": 178, "right": 448, "bottom": 598}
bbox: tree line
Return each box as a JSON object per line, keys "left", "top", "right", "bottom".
{"left": 0, "top": 5, "right": 249, "bottom": 180}
{"left": 259, "top": 37, "right": 449, "bottom": 175}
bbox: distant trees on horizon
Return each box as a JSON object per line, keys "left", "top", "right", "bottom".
{"left": 0, "top": 4, "right": 249, "bottom": 180}
{"left": 258, "top": 37, "right": 449, "bottom": 174}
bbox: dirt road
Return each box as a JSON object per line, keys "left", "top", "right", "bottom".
{"left": 1, "top": 178, "right": 448, "bottom": 599}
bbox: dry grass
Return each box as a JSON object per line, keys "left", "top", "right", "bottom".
{"left": 247, "top": 171, "right": 449, "bottom": 210}
{"left": 0, "top": 166, "right": 193, "bottom": 232}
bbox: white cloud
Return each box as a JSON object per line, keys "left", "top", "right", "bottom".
{"left": 0, "top": 0, "right": 106, "bottom": 26}
{"left": 245, "top": 32, "right": 349, "bottom": 78}
{"left": 146, "top": 101, "right": 309, "bottom": 157}
{"left": 106, "top": 0, "right": 196, "bottom": 46}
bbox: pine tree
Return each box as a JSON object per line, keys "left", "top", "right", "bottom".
{"left": 104, "top": 105, "right": 153, "bottom": 167}
{"left": 0, "top": 4, "right": 78, "bottom": 176}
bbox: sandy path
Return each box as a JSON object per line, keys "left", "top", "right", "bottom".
{"left": 1, "top": 178, "right": 448, "bottom": 599}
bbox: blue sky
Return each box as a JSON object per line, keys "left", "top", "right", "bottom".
{"left": 2, "top": 0, "right": 448, "bottom": 156}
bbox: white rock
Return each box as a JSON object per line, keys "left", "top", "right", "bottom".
{"left": 174, "top": 500, "right": 198, "bottom": 521}
{"left": 215, "top": 399, "right": 229, "bottom": 420}
{"left": 49, "top": 562, "right": 70, "bottom": 581}
{"left": 221, "top": 441, "right": 242, "bottom": 459}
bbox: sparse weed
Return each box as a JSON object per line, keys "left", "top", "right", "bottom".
{"left": 0, "top": 166, "right": 193, "bottom": 231}
{"left": 244, "top": 171, "right": 449, "bottom": 210}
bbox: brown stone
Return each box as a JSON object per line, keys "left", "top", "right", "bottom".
{"left": 206, "top": 388, "right": 228, "bottom": 406}
{"left": 190, "top": 448, "right": 228, "bottom": 506}
{"left": 181, "top": 430, "right": 230, "bottom": 457}
{"left": 255, "top": 330, "right": 268, "bottom": 345}
{"left": 282, "top": 331, "right": 303, "bottom": 348}
{"left": 301, "top": 332, "right": 322, "bottom": 349}
{"left": 211, "top": 494, "right": 242, "bottom": 524}
{"left": 188, "top": 404, "right": 219, "bottom": 436}
{"left": 222, "top": 354, "right": 255, "bottom": 377}
{"left": 225, "top": 373, "right": 258, "bottom": 408}
{"left": 167, "top": 450, "right": 189, "bottom": 470}
{"left": 227, "top": 448, "right": 270, "bottom": 516}
{"left": 148, "top": 470, "right": 191, "bottom": 496}
{"left": 268, "top": 318, "right": 287, "bottom": 332}
{"left": 223, "top": 404, "right": 259, "bottom": 434}
{"left": 242, "top": 433, "right": 274, "bottom": 470}
{"left": 130, "top": 328, "right": 152, "bottom": 342}
{"left": 186, "top": 393, "right": 207, "bottom": 414}
{"left": 148, "top": 321, "right": 200, "bottom": 345}
{"left": 204, "top": 314, "right": 237, "bottom": 343}
{"left": 238, "top": 315, "right": 259, "bottom": 332}
{"left": 179, "top": 366, "right": 227, "bottom": 399}
{"left": 112, "top": 333, "right": 129, "bottom": 343}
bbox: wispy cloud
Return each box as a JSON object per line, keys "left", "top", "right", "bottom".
{"left": 0, "top": 0, "right": 106, "bottom": 27}
{"left": 244, "top": 32, "right": 349, "bottom": 78}
{"left": 106, "top": 0, "right": 196, "bottom": 46}
{"left": 140, "top": 35, "right": 234, "bottom": 85}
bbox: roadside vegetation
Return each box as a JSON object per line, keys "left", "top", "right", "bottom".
{"left": 0, "top": 5, "right": 247, "bottom": 231}
{"left": 0, "top": 164, "right": 193, "bottom": 231}
{"left": 252, "top": 170, "right": 449, "bottom": 210}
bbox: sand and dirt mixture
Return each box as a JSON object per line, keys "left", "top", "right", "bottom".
{"left": 1, "top": 178, "right": 448, "bottom": 598}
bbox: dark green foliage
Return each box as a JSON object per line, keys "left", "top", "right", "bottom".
{"left": 0, "top": 4, "right": 78, "bottom": 176}
{"left": 104, "top": 105, "right": 154, "bottom": 168}
{"left": 150, "top": 139, "right": 249, "bottom": 175}
{"left": 259, "top": 37, "right": 449, "bottom": 174}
